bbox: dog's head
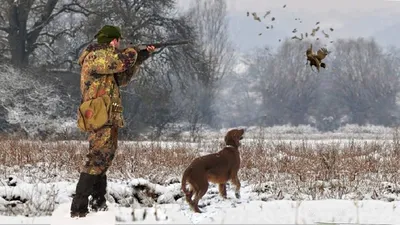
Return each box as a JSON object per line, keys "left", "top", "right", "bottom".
{"left": 224, "top": 128, "right": 245, "bottom": 147}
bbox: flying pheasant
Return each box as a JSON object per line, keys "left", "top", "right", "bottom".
{"left": 306, "top": 44, "right": 330, "bottom": 72}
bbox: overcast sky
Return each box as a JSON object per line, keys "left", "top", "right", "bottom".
{"left": 176, "top": 0, "right": 400, "bottom": 51}
{"left": 177, "top": 0, "right": 400, "bottom": 12}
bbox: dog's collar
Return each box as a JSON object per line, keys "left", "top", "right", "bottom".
{"left": 225, "top": 145, "right": 236, "bottom": 148}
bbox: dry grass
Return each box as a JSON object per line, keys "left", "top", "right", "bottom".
{"left": 1, "top": 135, "right": 400, "bottom": 191}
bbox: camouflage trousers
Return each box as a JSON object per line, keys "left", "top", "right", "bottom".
{"left": 81, "top": 125, "right": 118, "bottom": 175}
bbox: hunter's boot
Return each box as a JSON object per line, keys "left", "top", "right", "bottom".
{"left": 70, "top": 173, "right": 98, "bottom": 218}
{"left": 89, "top": 174, "right": 108, "bottom": 212}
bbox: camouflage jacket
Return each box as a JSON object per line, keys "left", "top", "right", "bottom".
{"left": 78, "top": 43, "right": 140, "bottom": 128}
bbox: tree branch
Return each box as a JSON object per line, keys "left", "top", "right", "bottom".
{"left": 32, "top": 42, "right": 55, "bottom": 54}
{"left": 26, "top": 0, "right": 94, "bottom": 56}
{"left": 63, "top": 2, "right": 94, "bottom": 17}
{"left": 0, "top": 27, "right": 9, "bottom": 33}
{"left": 0, "top": 11, "right": 6, "bottom": 23}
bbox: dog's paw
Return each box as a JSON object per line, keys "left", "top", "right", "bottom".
{"left": 235, "top": 192, "right": 241, "bottom": 199}
{"left": 220, "top": 195, "right": 227, "bottom": 200}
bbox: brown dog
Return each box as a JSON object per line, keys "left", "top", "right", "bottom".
{"left": 181, "top": 128, "right": 245, "bottom": 213}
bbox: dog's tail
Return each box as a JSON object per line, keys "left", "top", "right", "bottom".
{"left": 181, "top": 168, "right": 193, "bottom": 204}
{"left": 181, "top": 168, "right": 191, "bottom": 195}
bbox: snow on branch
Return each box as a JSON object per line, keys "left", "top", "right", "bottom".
{"left": 32, "top": 42, "right": 55, "bottom": 54}
{"left": 0, "top": 64, "right": 64, "bottom": 137}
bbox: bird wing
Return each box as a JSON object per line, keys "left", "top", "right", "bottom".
{"left": 306, "top": 44, "right": 313, "bottom": 57}
{"left": 316, "top": 48, "right": 329, "bottom": 60}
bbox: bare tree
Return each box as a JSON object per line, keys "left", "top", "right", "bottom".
{"left": 77, "top": 0, "right": 185, "bottom": 44}
{"left": 253, "top": 40, "right": 323, "bottom": 126}
{"left": 187, "top": 0, "right": 233, "bottom": 84}
{"left": 0, "top": 0, "right": 91, "bottom": 67}
{"left": 329, "top": 38, "right": 400, "bottom": 126}
{"left": 182, "top": 0, "right": 235, "bottom": 138}
{"left": 215, "top": 48, "right": 272, "bottom": 127}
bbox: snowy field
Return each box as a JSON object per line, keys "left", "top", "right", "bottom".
{"left": 1, "top": 177, "right": 400, "bottom": 224}
{"left": 1, "top": 125, "right": 400, "bottom": 224}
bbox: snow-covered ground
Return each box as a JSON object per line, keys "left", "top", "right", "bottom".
{"left": 1, "top": 175, "right": 400, "bottom": 224}
{"left": 1, "top": 124, "right": 400, "bottom": 224}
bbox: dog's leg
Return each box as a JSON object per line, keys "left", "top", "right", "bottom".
{"left": 192, "top": 178, "right": 208, "bottom": 213}
{"left": 187, "top": 184, "right": 199, "bottom": 212}
{"left": 218, "top": 183, "right": 227, "bottom": 199}
{"left": 192, "top": 188, "right": 207, "bottom": 213}
{"left": 231, "top": 174, "right": 241, "bottom": 199}
{"left": 185, "top": 189, "right": 193, "bottom": 204}
{"left": 188, "top": 191, "right": 198, "bottom": 213}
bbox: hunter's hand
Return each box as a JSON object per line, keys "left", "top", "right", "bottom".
{"left": 135, "top": 45, "right": 155, "bottom": 64}
{"left": 146, "top": 45, "right": 156, "bottom": 53}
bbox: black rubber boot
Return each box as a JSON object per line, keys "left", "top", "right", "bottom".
{"left": 89, "top": 174, "right": 108, "bottom": 212}
{"left": 70, "top": 173, "right": 98, "bottom": 218}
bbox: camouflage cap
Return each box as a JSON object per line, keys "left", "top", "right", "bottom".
{"left": 94, "top": 25, "right": 123, "bottom": 44}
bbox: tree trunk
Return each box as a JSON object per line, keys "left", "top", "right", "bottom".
{"left": 6, "top": 0, "right": 59, "bottom": 67}
{"left": 8, "top": 34, "right": 29, "bottom": 67}
{"left": 7, "top": 2, "right": 31, "bottom": 67}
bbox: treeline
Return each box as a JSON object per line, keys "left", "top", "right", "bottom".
{"left": 219, "top": 39, "right": 400, "bottom": 132}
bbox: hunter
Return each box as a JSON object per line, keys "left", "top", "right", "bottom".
{"left": 70, "top": 25, "right": 155, "bottom": 218}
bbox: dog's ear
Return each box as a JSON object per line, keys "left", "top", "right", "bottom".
{"left": 225, "top": 129, "right": 236, "bottom": 145}
{"left": 225, "top": 129, "right": 244, "bottom": 146}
